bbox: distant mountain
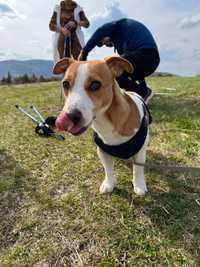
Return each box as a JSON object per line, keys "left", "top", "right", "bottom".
{"left": 0, "top": 59, "right": 177, "bottom": 80}
{"left": 151, "top": 72, "right": 177, "bottom": 77}
{"left": 0, "top": 60, "right": 54, "bottom": 79}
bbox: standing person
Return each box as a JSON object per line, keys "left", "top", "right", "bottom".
{"left": 78, "top": 18, "right": 160, "bottom": 104}
{"left": 49, "top": 0, "right": 90, "bottom": 63}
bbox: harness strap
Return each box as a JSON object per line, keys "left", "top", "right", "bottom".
{"left": 131, "top": 92, "right": 152, "bottom": 124}
{"left": 94, "top": 115, "right": 148, "bottom": 159}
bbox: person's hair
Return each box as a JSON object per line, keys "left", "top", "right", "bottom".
{"left": 60, "top": 0, "right": 76, "bottom": 9}
{"left": 60, "top": 1, "right": 65, "bottom": 9}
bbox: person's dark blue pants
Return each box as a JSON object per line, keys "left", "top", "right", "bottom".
{"left": 117, "top": 48, "right": 160, "bottom": 97}
{"left": 64, "top": 37, "right": 71, "bottom": 57}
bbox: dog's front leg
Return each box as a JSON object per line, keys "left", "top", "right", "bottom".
{"left": 97, "top": 147, "right": 116, "bottom": 194}
{"left": 133, "top": 136, "right": 148, "bottom": 196}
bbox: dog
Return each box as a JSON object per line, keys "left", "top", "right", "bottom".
{"left": 53, "top": 56, "right": 150, "bottom": 196}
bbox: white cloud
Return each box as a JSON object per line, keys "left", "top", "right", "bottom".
{"left": 0, "top": 0, "right": 199, "bottom": 76}
{"left": 0, "top": 3, "right": 25, "bottom": 20}
{"left": 180, "top": 13, "right": 200, "bottom": 28}
{"left": 86, "top": 1, "right": 125, "bottom": 34}
{"left": 89, "top": 8, "right": 110, "bottom": 22}
{"left": 0, "top": 3, "right": 17, "bottom": 19}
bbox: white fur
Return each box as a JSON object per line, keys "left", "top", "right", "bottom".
{"left": 94, "top": 93, "right": 149, "bottom": 196}
{"left": 92, "top": 92, "right": 145, "bottom": 145}
{"left": 97, "top": 130, "right": 149, "bottom": 195}
{"left": 97, "top": 147, "right": 116, "bottom": 193}
{"left": 64, "top": 63, "right": 149, "bottom": 196}
{"left": 124, "top": 91, "right": 144, "bottom": 122}
{"left": 92, "top": 114, "right": 135, "bottom": 145}
{"left": 63, "top": 64, "right": 94, "bottom": 127}
{"left": 133, "top": 130, "right": 149, "bottom": 195}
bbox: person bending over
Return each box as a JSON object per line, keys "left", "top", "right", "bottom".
{"left": 79, "top": 18, "right": 160, "bottom": 103}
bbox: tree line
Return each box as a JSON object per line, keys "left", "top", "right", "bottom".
{"left": 0, "top": 72, "right": 59, "bottom": 85}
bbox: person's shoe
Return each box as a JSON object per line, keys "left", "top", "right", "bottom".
{"left": 143, "top": 87, "right": 154, "bottom": 104}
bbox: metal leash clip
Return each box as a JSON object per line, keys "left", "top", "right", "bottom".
{"left": 15, "top": 105, "right": 65, "bottom": 141}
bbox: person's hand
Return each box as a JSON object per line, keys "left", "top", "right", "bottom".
{"left": 61, "top": 27, "right": 71, "bottom": 37}
{"left": 65, "top": 21, "right": 77, "bottom": 31}
{"left": 78, "top": 50, "right": 88, "bottom": 61}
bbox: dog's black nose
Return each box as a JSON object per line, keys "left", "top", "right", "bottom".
{"left": 68, "top": 109, "right": 83, "bottom": 124}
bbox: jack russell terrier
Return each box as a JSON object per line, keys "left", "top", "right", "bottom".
{"left": 53, "top": 56, "right": 151, "bottom": 196}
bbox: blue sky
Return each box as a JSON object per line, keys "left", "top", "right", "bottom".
{"left": 0, "top": 0, "right": 200, "bottom": 76}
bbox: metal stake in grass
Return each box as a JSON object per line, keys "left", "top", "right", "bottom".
{"left": 15, "top": 105, "right": 40, "bottom": 124}
{"left": 30, "top": 105, "right": 45, "bottom": 123}
{"left": 15, "top": 104, "right": 65, "bottom": 141}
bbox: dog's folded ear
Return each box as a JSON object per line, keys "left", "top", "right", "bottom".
{"left": 53, "top": 58, "right": 74, "bottom": 75}
{"left": 104, "top": 56, "right": 134, "bottom": 77}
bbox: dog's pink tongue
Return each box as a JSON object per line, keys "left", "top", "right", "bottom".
{"left": 56, "top": 112, "right": 74, "bottom": 132}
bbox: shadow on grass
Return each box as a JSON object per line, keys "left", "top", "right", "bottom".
{"left": 147, "top": 175, "right": 200, "bottom": 266}
{"left": 112, "top": 150, "right": 200, "bottom": 265}
{"left": 0, "top": 149, "right": 36, "bottom": 251}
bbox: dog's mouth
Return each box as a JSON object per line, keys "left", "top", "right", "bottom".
{"left": 68, "top": 124, "right": 88, "bottom": 136}
{"left": 56, "top": 112, "right": 91, "bottom": 136}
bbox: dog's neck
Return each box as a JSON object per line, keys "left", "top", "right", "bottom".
{"left": 92, "top": 81, "right": 141, "bottom": 145}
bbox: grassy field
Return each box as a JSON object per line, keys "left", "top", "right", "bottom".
{"left": 0, "top": 77, "right": 200, "bottom": 267}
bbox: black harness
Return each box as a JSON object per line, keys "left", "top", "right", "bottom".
{"left": 93, "top": 98, "right": 151, "bottom": 159}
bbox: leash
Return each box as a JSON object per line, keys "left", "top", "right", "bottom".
{"left": 152, "top": 128, "right": 200, "bottom": 134}
{"left": 60, "top": 80, "right": 64, "bottom": 106}
{"left": 142, "top": 91, "right": 200, "bottom": 172}
{"left": 133, "top": 161, "right": 200, "bottom": 174}
{"left": 59, "top": 37, "right": 72, "bottom": 107}
{"left": 15, "top": 105, "right": 65, "bottom": 141}
{"left": 64, "top": 36, "right": 71, "bottom": 57}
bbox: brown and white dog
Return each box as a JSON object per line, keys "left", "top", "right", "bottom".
{"left": 53, "top": 56, "right": 149, "bottom": 196}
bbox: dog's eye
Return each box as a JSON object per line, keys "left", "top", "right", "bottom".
{"left": 63, "top": 80, "right": 70, "bottom": 90}
{"left": 89, "top": 81, "right": 101, "bottom": 91}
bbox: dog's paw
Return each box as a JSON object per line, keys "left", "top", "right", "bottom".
{"left": 134, "top": 186, "right": 147, "bottom": 196}
{"left": 133, "top": 177, "right": 148, "bottom": 196}
{"left": 133, "top": 179, "right": 147, "bottom": 196}
{"left": 99, "top": 180, "right": 115, "bottom": 194}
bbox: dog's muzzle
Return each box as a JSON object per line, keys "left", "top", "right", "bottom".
{"left": 56, "top": 109, "right": 88, "bottom": 136}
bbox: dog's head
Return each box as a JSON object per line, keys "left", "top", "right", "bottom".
{"left": 53, "top": 57, "right": 133, "bottom": 135}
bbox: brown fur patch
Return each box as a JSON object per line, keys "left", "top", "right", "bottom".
{"left": 86, "top": 60, "right": 140, "bottom": 136}
{"left": 62, "top": 61, "right": 81, "bottom": 98}
{"left": 105, "top": 56, "right": 134, "bottom": 77}
{"left": 60, "top": 59, "right": 140, "bottom": 136}
{"left": 53, "top": 58, "right": 74, "bottom": 74}
{"left": 85, "top": 61, "right": 114, "bottom": 112}
{"left": 105, "top": 82, "right": 140, "bottom": 136}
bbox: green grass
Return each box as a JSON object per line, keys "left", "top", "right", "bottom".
{"left": 0, "top": 77, "right": 200, "bottom": 267}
